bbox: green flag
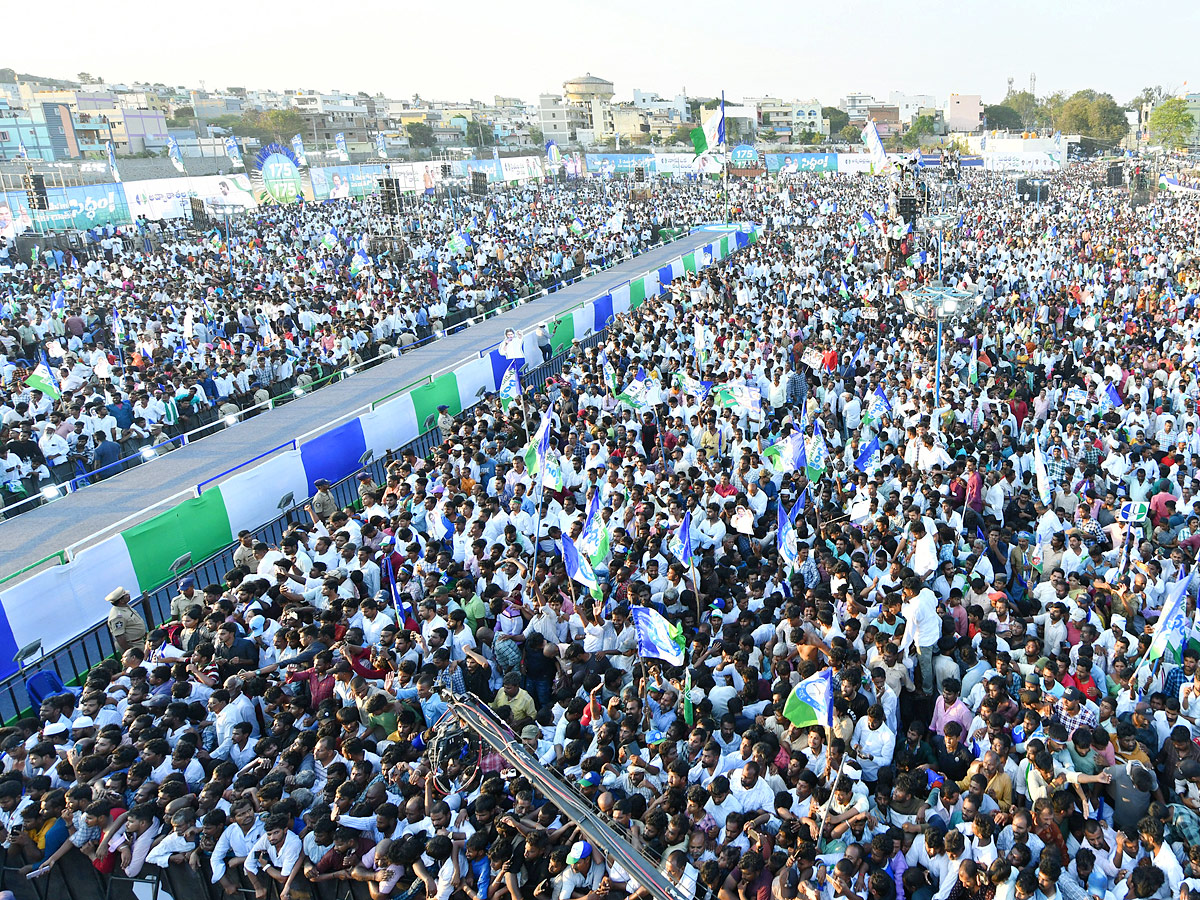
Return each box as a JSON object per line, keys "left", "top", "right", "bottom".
{"left": 24, "top": 363, "right": 60, "bottom": 400}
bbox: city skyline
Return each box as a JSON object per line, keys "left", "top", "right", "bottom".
{"left": 6, "top": 0, "right": 1195, "bottom": 108}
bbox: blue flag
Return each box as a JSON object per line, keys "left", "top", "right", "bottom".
{"left": 629, "top": 605, "right": 685, "bottom": 666}
{"left": 668, "top": 511, "right": 693, "bottom": 566}
{"left": 562, "top": 535, "right": 602, "bottom": 599}
{"left": 854, "top": 436, "right": 881, "bottom": 474}
{"left": 778, "top": 502, "right": 800, "bottom": 572}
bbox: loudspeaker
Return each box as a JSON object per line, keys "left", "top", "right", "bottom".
{"left": 379, "top": 177, "right": 401, "bottom": 216}
{"left": 440, "top": 163, "right": 451, "bottom": 178}
{"left": 1106, "top": 165, "right": 1123, "bottom": 188}
{"left": 897, "top": 196, "right": 917, "bottom": 224}
{"left": 634, "top": 165, "right": 646, "bottom": 182}
{"left": 189, "top": 197, "right": 210, "bottom": 228}
{"left": 23, "top": 173, "right": 48, "bottom": 211}
{"left": 470, "top": 171, "right": 488, "bottom": 195}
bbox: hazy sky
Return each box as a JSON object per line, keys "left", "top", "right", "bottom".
{"left": 9, "top": 0, "right": 1195, "bottom": 107}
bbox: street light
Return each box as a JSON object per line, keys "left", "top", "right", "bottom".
{"left": 901, "top": 212, "right": 983, "bottom": 407}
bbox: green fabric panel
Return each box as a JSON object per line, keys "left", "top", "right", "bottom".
{"left": 720, "top": 236, "right": 730, "bottom": 257}
{"left": 550, "top": 314, "right": 575, "bottom": 355}
{"left": 410, "top": 374, "right": 462, "bottom": 433}
{"left": 630, "top": 277, "right": 646, "bottom": 309}
{"left": 122, "top": 489, "right": 233, "bottom": 593}
{"left": 683, "top": 252, "right": 697, "bottom": 274}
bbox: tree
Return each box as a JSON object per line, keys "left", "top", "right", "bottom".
{"left": 901, "top": 115, "right": 935, "bottom": 149}
{"left": 465, "top": 118, "right": 495, "bottom": 148}
{"left": 984, "top": 104, "right": 1022, "bottom": 131}
{"left": 0, "top": 69, "right": 16, "bottom": 84}
{"left": 529, "top": 127, "right": 544, "bottom": 147}
{"left": 1054, "top": 91, "right": 1128, "bottom": 143}
{"left": 839, "top": 124, "right": 860, "bottom": 143}
{"left": 1128, "top": 85, "right": 1168, "bottom": 110}
{"left": 1148, "top": 98, "right": 1196, "bottom": 150}
{"left": 406, "top": 122, "right": 435, "bottom": 148}
{"left": 1001, "top": 90, "right": 1040, "bottom": 128}
{"left": 794, "top": 130, "right": 820, "bottom": 144}
{"left": 670, "top": 124, "right": 694, "bottom": 146}
{"left": 77, "top": 71, "right": 102, "bottom": 84}
{"left": 824, "top": 106, "right": 849, "bottom": 136}
{"left": 252, "top": 109, "right": 306, "bottom": 145}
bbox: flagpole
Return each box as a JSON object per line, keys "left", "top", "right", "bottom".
{"left": 722, "top": 91, "right": 729, "bottom": 227}
{"left": 531, "top": 449, "right": 551, "bottom": 579}
{"left": 814, "top": 747, "right": 851, "bottom": 847}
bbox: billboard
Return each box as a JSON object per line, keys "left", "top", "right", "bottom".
{"left": 654, "top": 153, "right": 701, "bottom": 176}
{"left": 251, "top": 144, "right": 305, "bottom": 205}
{"left": 765, "top": 153, "right": 838, "bottom": 174}
{"left": 309, "top": 164, "right": 385, "bottom": 201}
{"left": 585, "top": 153, "right": 655, "bottom": 174}
{"left": 501, "top": 156, "right": 545, "bottom": 182}
{"left": 1, "top": 184, "right": 130, "bottom": 239}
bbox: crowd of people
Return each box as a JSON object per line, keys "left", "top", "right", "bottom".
{"left": 3, "top": 160, "right": 1200, "bottom": 900}
{"left": 0, "top": 178, "right": 706, "bottom": 514}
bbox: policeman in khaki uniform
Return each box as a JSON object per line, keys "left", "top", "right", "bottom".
{"left": 106, "top": 586, "right": 147, "bottom": 651}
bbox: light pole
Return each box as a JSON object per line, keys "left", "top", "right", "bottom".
{"left": 901, "top": 210, "right": 982, "bottom": 407}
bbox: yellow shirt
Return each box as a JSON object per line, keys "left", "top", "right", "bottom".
{"left": 492, "top": 688, "right": 536, "bottom": 724}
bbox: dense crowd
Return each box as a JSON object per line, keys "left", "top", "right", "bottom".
{"left": 4, "top": 162, "right": 1200, "bottom": 900}
{"left": 0, "top": 179, "right": 707, "bottom": 512}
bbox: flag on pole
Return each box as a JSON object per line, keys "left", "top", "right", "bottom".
{"left": 691, "top": 103, "right": 726, "bottom": 161}
{"left": 805, "top": 422, "right": 828, "bottom": 482}
{"left": 790, "top": 488, "right": 808, "bottom": 523}
{"left": 25, "top": 360, "right": 60, "bottom": 400}
{"left": 291, "top": 134, "right": 308, "bottom": 167}
{"left": 854, "top": 435, "right": 881, "bottom": 474}
{"left": 777, "top": 502, "right": 800, "bottom": 573}
{"left": 782, "top": 669, "right": 834, "bottom": 727}
{"left": 1097, "top": 383, "right": 1123, "bottom": 415}
{"left": 521, "top": 414, "right": 552, "bottom": 476}
{"left": 1140, "top": 569, "right": 1195, "bottom": 669}
{"left": 968, "top": 337, "right": 979, "bottom": 385}
{"left": 859, "top": 121, "right": 890, "bottom": 175}
{"left": 668, "top": 511, "right": 693, "bottom": 565}
{"left": 563, "top": 535, "right": 603, "bottom": 600}
{"left": 603, "top": 360, "right": 619, "bottom": 395}
{"left": 763, "top": 431, "right": 806, "bottom": 475}
{"left": 223, "top": 136, "right": 244, "bottom": 169}
{"left": 445, "top": 232, "right": 469, "bottom": 255}
{"left": 859, "top": 210, "right": 876, "bottom": 232}
{"left": 499, "top": 365, "right": 520, "bottom": 411}
{"left": 167, "top": 136, "right": 186, "bottom": 174}
{"left": 865, "top": 385, "right": 891, "bottom": 424}
{"left": 617, "top": 367, "right": 651, "bottom": 410}
{"left": 629, "top": 605, "right": 685, "bottom": 666}
{"left": 106, "top": 141, "right": 122, "bottom": 183}
{"left": 576, "top": 490, "right": 611, "bottom": 568}
{"left": 349, "top": 249, "right": 372, "bottom": 277}
{"left": 569, "top": 217, "right": 585, "bottom": 236}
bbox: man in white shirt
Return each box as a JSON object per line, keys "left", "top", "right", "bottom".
{"left": 246, "top": 814, "right": 303, "bottom": 896}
